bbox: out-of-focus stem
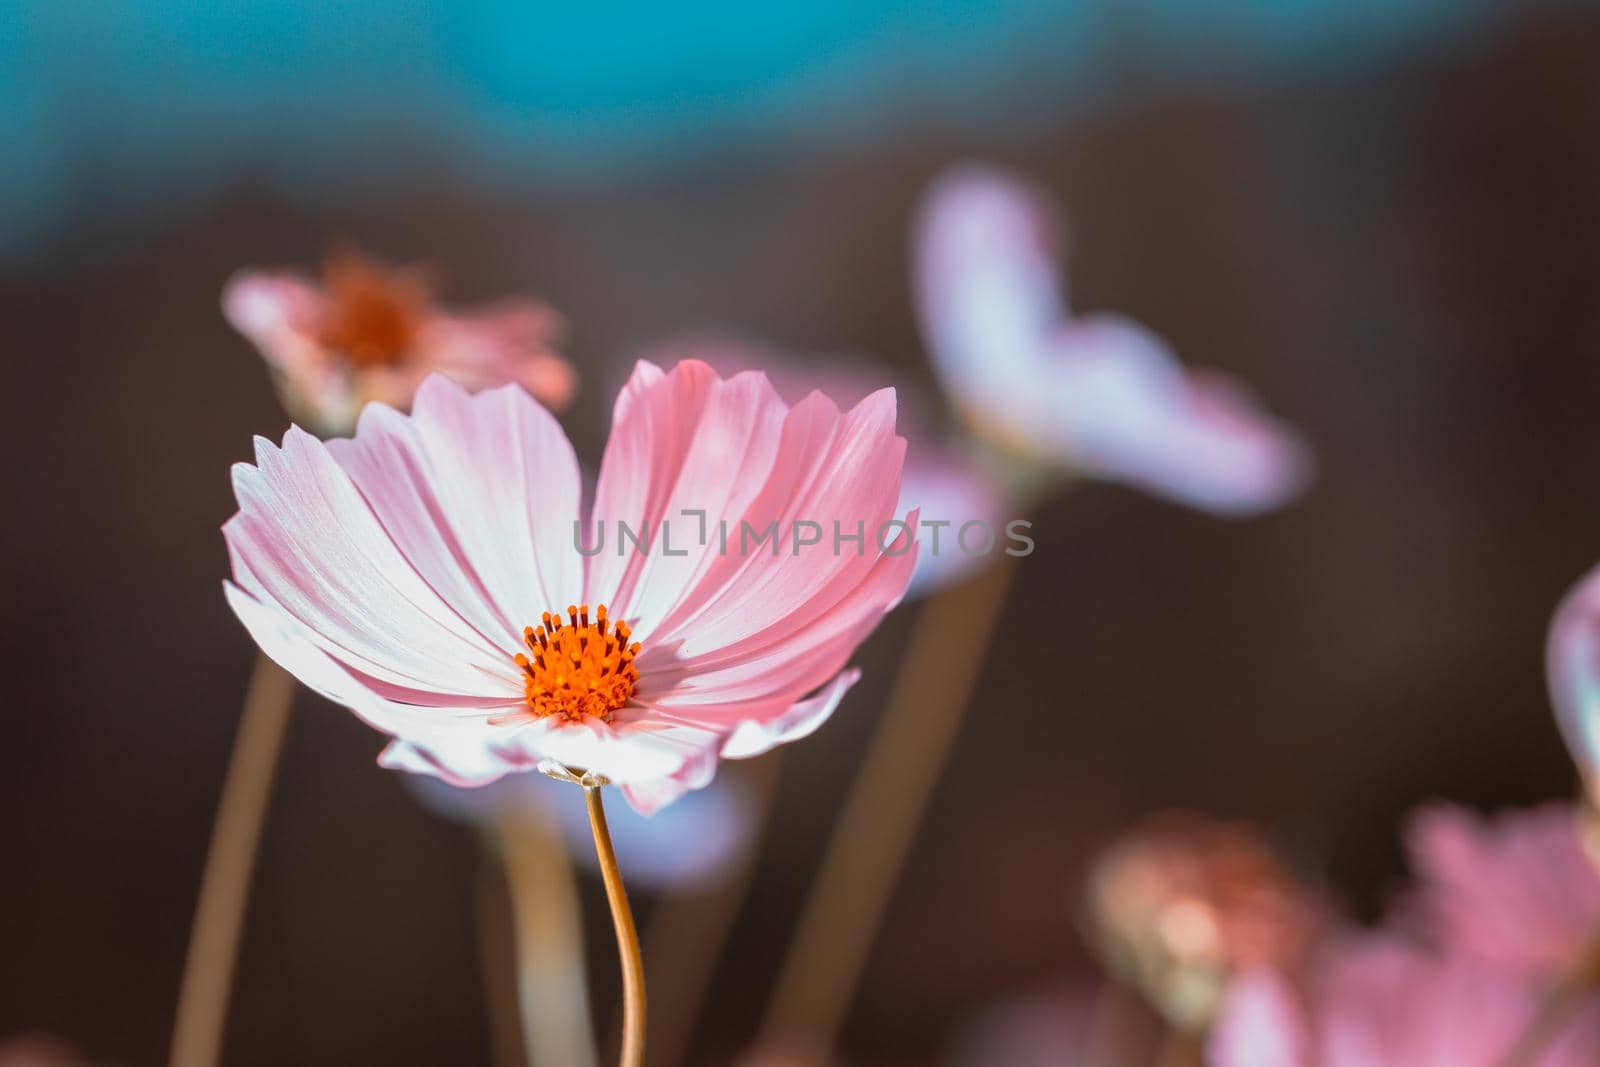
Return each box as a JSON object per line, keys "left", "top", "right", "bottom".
{"left": 474, "top": 850, "right": 526, "bottom": 1067}
{"left": 640, "top": 758, "right": 783, "bottom": 1067}
{"left": 498, "top": 811, "right": 600, "bottom": 1067}
{"left": 586, "top": 785, "right": 647, "bottom": 1067}
{"left": 758, "top": 554, "right": 1021, "bottom": 1049}
{"left": 170, "top": 653, "right": 297, "bottom": 1067}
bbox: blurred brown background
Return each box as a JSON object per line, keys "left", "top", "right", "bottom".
{"left": 5, "top": 6, "right": 1600, "bottom": 1064}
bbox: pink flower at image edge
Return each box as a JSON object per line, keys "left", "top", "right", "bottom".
{"left": 1211, "top": 938, "right": 1600, "bottom": 1067}
{"left": 1406, "top": 804, "right": 1600, "bottom": 980}
{"left": 1550, "top": 561, "right": 1600, "bottom": 803}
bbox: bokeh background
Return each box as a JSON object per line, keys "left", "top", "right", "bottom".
{"left": 6, "top": 1, "right": 1600, "bottom": 1063}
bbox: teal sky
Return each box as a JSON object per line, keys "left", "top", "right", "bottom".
{"left": 0, "top": 0, "right": 1498, "bottom": 258}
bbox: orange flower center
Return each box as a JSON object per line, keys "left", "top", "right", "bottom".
{"left": 511, "top": 604, "right": 640, "bottom": 723}
{"left": 316, "top": 252, "right": 429, "bottom": 368}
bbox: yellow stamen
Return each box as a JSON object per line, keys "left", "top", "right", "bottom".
{"left": 501, "top": 604, "right": 640, "bottom": 724}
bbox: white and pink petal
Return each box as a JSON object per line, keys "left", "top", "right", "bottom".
{"left": 327, "top": 376, "right": 585, "bottom": 645}
{"left": 914, "top": 164, "right": 1066, "bottom": 417}
{"left": 1034, "top": 316, "right": 1311, "bottom": 515}
{"left": 1550, "top": 562, "right": 1600, "bottom": 792}
{"left": 225, "top": 427, "right": 520, "bottom": 699}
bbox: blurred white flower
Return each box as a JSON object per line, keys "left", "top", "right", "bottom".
{"left": 915, "top": 164, "right": 1312, "bottom": 516}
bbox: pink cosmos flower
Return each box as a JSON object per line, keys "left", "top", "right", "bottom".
{"left": 1210, "top": 938, "right": 1600, "bottom": 1067}
{"left": 914, "top": 164, "right": 1311, "bottom": 516}
{"left": 1549, "top": 561, "right": 1600, "bottom": 803}
{"left": 1406, "top": 804, "right": 1600, "bottom": 980}
{"left": 223, "top": 250, "right": 575, "bottom": 436}
{"left": 636, "top": 335, "right": 1006, "bottom": 597}
{"left": 223, "top": 361, "right": 916, "bottom": 813}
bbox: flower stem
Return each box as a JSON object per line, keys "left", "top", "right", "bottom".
{"left": 474, "top": 853, "right": 526, "bottom": 1067}
{"left": 585, "top": 784, "right": 647, "bottom": 1067}
{"left": 170, "top": 653, "right": 296, "bottom": 1067}
{"left": 497, "top": 812, "right": 599, "bottom": 1067}
{"left": 759, "top": 553, "right": 1020, "bottom": 1049}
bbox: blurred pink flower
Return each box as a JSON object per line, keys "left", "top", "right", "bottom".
{"left": 223, "top": 361, "right": 916, "bottom": 813}
{"left": 1086, "top": 813, "right": 1328, "bottom": 1030}
{"left": 1406, "top": 804, "right": 1600, "bottom": 979}
{"left": 1211, "top": 938, "right": 1600, "bottom": 1067}
{"left": 223, "top": 250, "right": 575, "bottom": 436}
{"left": 1549, "top": 562, "right": 1600, "bottom": 803}
{"left": 914, "top": 164, "right": 1311, "bottom": 516}
{"left": 637, "top": 335, "right": 1005, "bottom": 596}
